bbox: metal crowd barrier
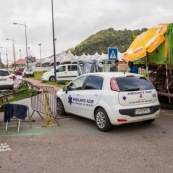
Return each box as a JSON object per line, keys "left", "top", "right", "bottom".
{"left": 31, "top": 85, "right": 59, "bottom": 126}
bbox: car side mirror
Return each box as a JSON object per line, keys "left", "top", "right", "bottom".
{"left": 63, "top": 86, "right": 68, "bottom": 94}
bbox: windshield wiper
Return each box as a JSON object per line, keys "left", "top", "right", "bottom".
{"left": 124, "top": 88, "right": 140, "bottom": 91}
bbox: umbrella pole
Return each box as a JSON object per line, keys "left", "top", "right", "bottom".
{"left": 146, "top": 53, "right": 149, "bottom": 79}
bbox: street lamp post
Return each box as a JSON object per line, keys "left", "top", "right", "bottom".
{"left": 6, "top": 38, "right": 16, "bottom": 70}
{"left": 0, "top": 47, "right": 8, "bottom": 69}
{"left": 28, "top": 47, "right": 30, "bottom": 57}
{"left": 38, "top": 43, "right": 42, "bottom": 67}
{"left": 19, "top": 50, "right": 21, "bottom": 59}
{"left": 51, "top": 0, "right": 57, "bottom": 82}
{"left": 0, "top": 52, "right": 1, "bottom": 64}
{"left": 13, "top": 22, "right": 29, "bottom": 68}
{"left": 38, "top": 44, "right": 41, "bottom": 59}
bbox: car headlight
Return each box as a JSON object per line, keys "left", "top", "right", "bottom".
{"left": 43, "top": 72, "right": 48, "bottom": 76}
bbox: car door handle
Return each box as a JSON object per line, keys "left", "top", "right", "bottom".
{"left": 95, "top": 94, "right": 99, "bottom": 96}
{"left": 76, "top": 94, "right": 80, "bottom": 96}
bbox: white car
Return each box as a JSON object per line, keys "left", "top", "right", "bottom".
{"left": 22, "top": 68, "right": 34, "bottom": 77}
{"left": 56, "top": 72, "right": 160, "bottom": 131}
{"left": 41, "top": 64, "right": 78, "bottom": 82}
{"left": 0, "top": 69, "right": 14, "bottom": 90}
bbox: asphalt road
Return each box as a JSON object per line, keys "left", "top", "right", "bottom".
{"left": 0, "top": 79, "right": 173, "bottom": 173}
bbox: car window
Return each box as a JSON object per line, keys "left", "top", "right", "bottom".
{"left": 57, "top": 66, "right": 66, "bottom": 72}
{"left": 68, "top": 76, "right": 87, "bottom": 91}
{"left": 84, "top": 76, "right": 103, "bottom": 90}
{"left": 25, "top": 68, "right": 33, "bottom": 72}
{"left": 116, "top": 76, "right": 155, "bottom": 91}
{"left": 0, "top": 70, "right": 10, "bottom": 76}
{"left": 19, "top": 68, "right": 24, "bottom": 71}
{"left": 68, "top": 65, "right": 77, "bottom": 71}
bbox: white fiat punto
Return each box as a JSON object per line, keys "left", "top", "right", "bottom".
{"left": 56, "top": 72, "right": 160, "bottom": 131}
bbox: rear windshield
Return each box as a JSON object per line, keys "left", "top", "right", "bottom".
{"left": 116, "top": 77, "right": 155, "bottom": 91}
{"left": 0, "top": 70, "right": 10, "bottom": 76}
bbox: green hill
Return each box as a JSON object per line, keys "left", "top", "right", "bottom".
{"left": 70, "top": 28, "right": 147, "bottom": 56}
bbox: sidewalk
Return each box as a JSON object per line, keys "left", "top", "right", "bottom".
{"left": 22, "top": 78, "right": 62, "bottom": 91}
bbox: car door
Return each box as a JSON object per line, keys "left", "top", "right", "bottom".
{"left": 67, "top": 65, "right": 78, "bottom": 80}
{"left": 56, "top": 65, "right": 67, "bottom": 80}
{"left": 78, "top": 75, "right": 104, "bottom": 118}
{"left": 63, "top": 76, "right": 87, "bottom": 115}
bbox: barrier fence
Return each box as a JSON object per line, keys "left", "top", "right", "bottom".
{"left": 31, "top": 85, "right": 59, "bottom": 126}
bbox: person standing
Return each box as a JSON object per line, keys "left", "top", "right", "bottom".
{"left": 109, "top": 60, "right": 119, "bottom": 72}
{"left": 128, "top": 61, "right": 138, "bottom": 74}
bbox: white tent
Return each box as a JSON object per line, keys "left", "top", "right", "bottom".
{"left": 98, "top": 53, "right": 107, "bottom": 61}
{"left": 60, "top": 50, "right": 75, "bottom": 63}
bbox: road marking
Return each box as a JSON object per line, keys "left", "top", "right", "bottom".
{"left": 0, "top": 143, "right": 11, "bottom": 152}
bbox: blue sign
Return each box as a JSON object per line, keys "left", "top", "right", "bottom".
{"left": 108, "top": 47, "right": 118, "bottom": 61}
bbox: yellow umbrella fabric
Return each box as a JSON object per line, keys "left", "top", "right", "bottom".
{"left": 123, "top": 23, "right": 169, "bottom": 62}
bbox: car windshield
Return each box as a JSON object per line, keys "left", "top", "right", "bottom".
{"left": 50, "top": 68, "right": 54, "bottom": 72}
{"left": 0, "top": 70, "right": 10, "bottom": 76}
{"left": 115, "top": 76, "right": 155, "bottom": 91}
{"left": 25, "top": 68, "right": 33, "bottom": 72}
{"left": 19, "top": 68, "right": 24, "bottom": 71}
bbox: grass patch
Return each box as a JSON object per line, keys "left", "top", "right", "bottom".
{"left": 34, "top": 71, "right": 47, "bottom": 80}
{"left": 33, "top": 71, "right": 70, "bottom": 88}
{"left": 46, "top": 81, "right": 70, "bottom": 88}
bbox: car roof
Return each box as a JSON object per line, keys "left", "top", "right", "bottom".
{"left": 80, "top": 72, "right": 143, "bottom": 78}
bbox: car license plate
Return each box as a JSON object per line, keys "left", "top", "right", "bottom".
{"left": 135, "top": 108, "right": 151, "bottom": 115}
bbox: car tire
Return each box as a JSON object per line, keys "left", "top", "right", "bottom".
{"left": 49, "top": 76, "right": 55, "bottom": 82}
{"left": 10, "top": 85, "right": 14, "bottom": 90}
{"left": 143, "top": 119, "right": 155, "bottom": 124}
{"left": 95, "top": 108, "right": 112, "bottom": 132}
{"left": 57, "top": 99, "right": 66, "bottom": 116}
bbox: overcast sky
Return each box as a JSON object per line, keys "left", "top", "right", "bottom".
{"left": 0, "top": 0, "right": 173, "bottom": 63}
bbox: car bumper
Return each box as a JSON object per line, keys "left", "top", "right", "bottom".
{"left": 104, "top": 103, "right": 160, "bottom": 125}
{"left": 0, "top": 84, "right": 14, "bottom": 90}
{"left": 24, "top": 74, "right": 34, "bottom": 77}
{"left": 41, "top": 76, "right": 49, "bottom": 81}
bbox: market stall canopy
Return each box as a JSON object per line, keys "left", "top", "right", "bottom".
{"left": 123, "top": 23, "right": 169, "bottom": 62}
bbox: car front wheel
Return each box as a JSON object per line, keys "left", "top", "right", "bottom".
{"left": 57, "top": 99, "right": 66, "bottom": 116}
{"left": 49, "top": 76, "right": 55, "bottom": 81}
{"left": 95, "top": 108, "right": 112, "bottom": 132}
{"left": 10, "top": 84, "right": 14, "bottom": 90}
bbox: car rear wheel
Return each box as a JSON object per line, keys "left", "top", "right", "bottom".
{"left": 49, "top": 76, "right": 55, "bottom": 81}
{"left": 10, "top": 84, "right": 14, "bottom": 90}
{"left": 143, "top": 119, "right": 155, "bottom": 124}
{"left": 57, "top": 99, "right": 66, "bottom": 116}
{"left": 95, "top": 108, "right": 112, "bottom": 132}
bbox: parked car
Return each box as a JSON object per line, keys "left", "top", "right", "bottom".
{"left": 56, "top": 72, "right": 160, "bottom": 131}
{"left": 41, "top": 64, "right": 78, "bottom": 82}
{"left": 16, "top": 68, "right": 25, "bottom": 75}
{"left": 22, "top": 68, "right": 34, "bottom": 77}
{"left": 0, "top": 69, "right": 14, "bottom": 90}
